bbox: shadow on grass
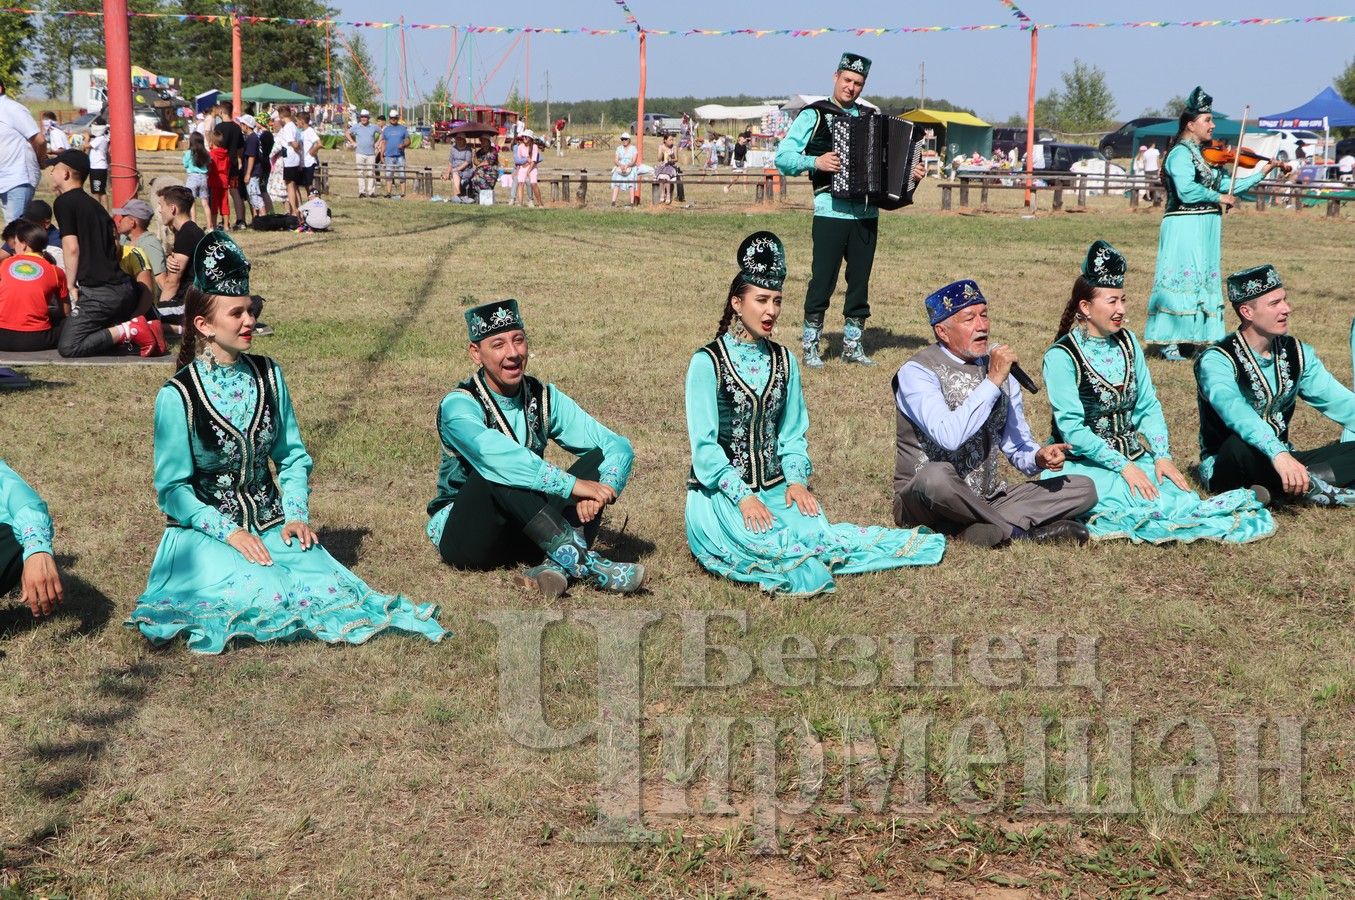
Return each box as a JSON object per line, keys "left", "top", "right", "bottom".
{"left": 597, "top": 515, "right": 657, "bottom": 564}
{"left": 0, "top": 554, "right": 115, "bottom": 645}
{"left": 246, "top": 218, "right": 461, "bottom": 262}
{"left": 317, "top": 526, "right": 371, "bottom": 568}
{"left": 821, "top": 327, "right": 929, "bottom": 353}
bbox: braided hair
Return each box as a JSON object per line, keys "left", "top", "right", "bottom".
{"left": 715, "top": 274, "right": 757, "bottom": 340}
{"left": 175, "top": 287, "right": 217, "bottom": 369}
{"left": 1054, "top": 276, "right": 1097, "bottom": 340}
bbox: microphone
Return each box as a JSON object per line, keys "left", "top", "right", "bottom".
{"left": 1010, "top": 362, "right": 1040, "bottom": 394}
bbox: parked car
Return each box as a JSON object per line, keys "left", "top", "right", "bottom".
{"left": 1336, "top": 136, "right": 1355, "bottom": 160}
{"left": 1098, "top": 117, "right": 1171, "bottom": 159}
{"left": 629, "top": 112, "right": 683, "bottom": 136}
{"left": 992, "top": 125, "right": 1055, "bottom": 158}
{"left": 1040, "top": 142, "right": 1116, "bottom": 172}
{"left": 60, "top": 112, "right": 99, "bottom": 136}
{"left": 1268, "top": 129, "right": 1325, "bottom": 163}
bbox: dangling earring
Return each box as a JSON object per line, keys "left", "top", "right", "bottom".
{"left": 197, "top": 333, "right": 217, "bottom": 367}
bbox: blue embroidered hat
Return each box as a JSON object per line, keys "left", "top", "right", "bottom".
{"left": 737, "top": 231, "right": 786, "bottom": 291}
{"left": 925, "top": 279, "right": 987, "bottom": 326}
{"left": 838, "top": 52, "right": 871, "bottom": 79}
{"left": 1082, "top": 240, "right": 1127, "bottom": 289}
{"left": 1226, "top": 264, "right": 1283, "bottom": 306}
{"left": 465, "top": 298, "right": 525, "bottom": 342}
{"left": 1185, "top": 86, "right": 1212, "bottom": 116}
{"left": 191, "top": 231, "right": 250, "bottom": 297}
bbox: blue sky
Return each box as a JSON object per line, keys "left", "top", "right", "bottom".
{"left": 334, "top": 0, "right": 1354, "bottom": 124}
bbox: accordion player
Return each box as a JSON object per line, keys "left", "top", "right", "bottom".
{"left": 828, "top": 112, "right": 924, "bottom": 210}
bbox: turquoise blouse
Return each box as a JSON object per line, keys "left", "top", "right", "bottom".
{"left": 1164, "top": 139, "right": 1268, "bottom": 208}
{"left": 1044, "top": 328, "right": 1172, "bottom": 472}
{"left": 1, "top": 460, "right": 54, "bottom": 559}
{"left": 153, "top": 356, "right": 311, "bottom": 543}
{"left": 685, "top": 332, "right": 812, "bottom": 503}
{"left": 427, "top": 382, "right": 633, "bottom": 544}
{"left": 1196, "top": 335, "right": 1355, "bottom": 483}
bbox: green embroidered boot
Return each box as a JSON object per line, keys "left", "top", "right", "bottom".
{"left": 801, "top": 315, "right": 825, "bottom": 369}
{"left": 1304, "top": 471, "right": 1355, "bottom": 508}
{"left": 841, "top": 316, "right": 876, "bottom": 366}
{"left": 523, "top": 509, "right": 648, "bottom": 593}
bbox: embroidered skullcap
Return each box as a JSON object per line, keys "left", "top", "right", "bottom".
{"left": 1081, "top": 240, "right": 1127, "bottom": 289}
{"left": 925, "top": 279, "right": 986, "bottom": 327}
{"left": 838, "top": 52, "right": 871, "bottom": 79}
{"left": 1185, "top": 86, "right": 1212, "bottom": 116}
{"left": 191, "top": 231, "right": 250, "bottom": 296}
{"left": 1226, "top": 264, "right": 1283, "bottom": 306}
{"left": 465, "top": 298, "right": 525, "bottom": 342}
{"left": 737, "top": 231, "right": 786, "bottom": 291}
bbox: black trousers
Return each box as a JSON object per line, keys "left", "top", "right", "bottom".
{"left": 804, "top": 215, "right": 878, "bottom": 322}
{"left": 58, "top": 280, "right": 137, "bottom": 358}
{"left": 0, "top": 325, "right": 61, "bottom": 352}
{"left": 437, "top": 448, "right": 603, "bottom": 570}
{"left": 1208, "top": 435, "right": 1355, "bottom": 494}
{"left": 0, "top": 524, "right": 23, "bottom": 596}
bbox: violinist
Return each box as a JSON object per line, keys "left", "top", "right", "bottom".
{"left": 1144, "top": 86, "right": 1287, "bottom": 361}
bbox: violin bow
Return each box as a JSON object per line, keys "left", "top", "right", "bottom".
{"left": 1227, "top": 104, "right": 1251, "bottom": 210}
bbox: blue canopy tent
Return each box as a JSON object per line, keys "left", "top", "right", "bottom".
{"left": 1258, "top": 87, "right": 1355, "bottom": 159}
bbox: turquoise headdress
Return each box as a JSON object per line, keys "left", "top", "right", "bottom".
{"left": 1185, "top": 86, "right": 1212, "bottom": 116}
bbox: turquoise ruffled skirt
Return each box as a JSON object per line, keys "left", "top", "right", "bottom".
{"left": 1045, "top": 458, "right": 1275, "bottom": 544}
{"left": 1144, "top": 213, "right": 1226, "bottom": 346}
{"left": 685, "top": 483, "right": 946, "bottom": 596}
{"left": 127, "top": 525, "right": 446, "bottom": 653}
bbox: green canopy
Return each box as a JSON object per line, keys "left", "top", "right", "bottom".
{"left": 1131, "top": 115, "right": 1246, "bottom": 153}
{"left": 218, "top": 83, "right": 314, "bottom": 105}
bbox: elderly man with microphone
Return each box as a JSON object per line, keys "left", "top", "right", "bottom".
{"left": 891, "top": 279, "right": 1098, "bottom": 548}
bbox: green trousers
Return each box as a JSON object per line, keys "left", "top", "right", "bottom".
{"left": 804, "top": 215, "right": 878, "bottom": 321}
{"left": 0, "top": 525, "right": 22, "bottom": 597}
{"left": 437, "top": 448, "right": 603, "bottom": 570}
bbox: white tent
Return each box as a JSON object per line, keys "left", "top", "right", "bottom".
{"left": 694, "top": 103, "right": 781, "bottom": 121}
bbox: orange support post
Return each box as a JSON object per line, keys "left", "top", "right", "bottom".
{"left": 1024, "top": 26, "right": 1038, "bottom": 209}
{"left": 232, "top": 14, "right": 243, "bottom": 117}
{"left": 103, "top": 0, "right": 137, "bottom": 207}
{"left": 634, "top": 31, "right": 646, "bottom": 203}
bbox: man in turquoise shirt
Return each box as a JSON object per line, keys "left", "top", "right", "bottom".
{"left": 775, "top": 51, "right": 882, "bottom": 369}
{"left": 1, "top": 459, "right": 63, "bottom": 616}
{"left": 428, "top": 299, "right": 646, "bottom": 596}
{"left": 1194, "top": 264, "right": 1355, "bottom": 506}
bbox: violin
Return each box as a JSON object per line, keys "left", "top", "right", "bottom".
{"left": 1201, "top": 139, "right": 1291, "bottom": 173}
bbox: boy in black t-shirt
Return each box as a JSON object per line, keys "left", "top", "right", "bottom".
{"left": 155, "top": 184, "right": 205, "bottom": 307}
{"left": 49, "top": 150, "right": 165, "bottom": 357}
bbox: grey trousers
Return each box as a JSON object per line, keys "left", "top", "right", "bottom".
{"left": 893, "top": 461, "right": 1098, "bottom": 536}
{"left": 58, "top": 279, "right": 137, "bottom": 358}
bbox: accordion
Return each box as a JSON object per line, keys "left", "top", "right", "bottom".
{"left": 829, "top": 114, "right": 924, "bottom": 209}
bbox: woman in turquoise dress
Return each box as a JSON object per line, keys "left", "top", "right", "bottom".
{"left": 684, "top": 231, "right": 946, "bottom": 595}
{"left": 1144, "top": 86, "right": 1286, "bottom": 360}
{"left": 1043, "top": 240, "right": 1275, "bottom": 545}
{"left": 126, "top": 233, "right": 445, "bottom": 653}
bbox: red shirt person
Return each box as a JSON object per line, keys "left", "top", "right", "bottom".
{"left": 0, "top": 219, "right": 68, "bottom": 351}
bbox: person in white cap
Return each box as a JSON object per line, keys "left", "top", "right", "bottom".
{"left": 377, "top": 108, "right": 410, "bottom": 199}
{"left": 511, "top": 130, "right": 541, "bottom": 207}
{"left": 611, "top": 132, "right": 637, "bottom": 206}
{"left": 347, "top": 109, "right": 379, "bottom": 198}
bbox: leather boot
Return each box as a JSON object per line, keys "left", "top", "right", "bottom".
{"left": 522, "top": 509, "right": 647, "bottom": 593}
{"left": 801, "top": 315, "right": 825, "bottom": 369}
{"left": 1304, "top": 464, "right": 1355, "bottom": 507}
{"left": 841, "top": 316, "right": 875, "bottom": 366}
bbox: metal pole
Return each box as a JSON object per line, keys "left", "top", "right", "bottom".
{"left": 104, "top": 0, "right": 138, "bottom": 206}
{"left": 1023, "top": 26, "right": 1038, "bottom": 209}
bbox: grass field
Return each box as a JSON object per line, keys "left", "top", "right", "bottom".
{"left": 1, "top": 192, "right": 1353, "bottom": 898}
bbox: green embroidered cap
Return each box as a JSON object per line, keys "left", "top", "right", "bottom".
{"left": 837, "top": 52, "right": 871, "bottom": 79}
{"left": 737, "top": 231, "right": 786, "bottom": 291}
{"left": 1081, "top": 239, "right": 1127, "bottom": 289}
{"left": 1226, "top": 264, "right": 1283, "bottom": 306}
{"left": 191, "top": 231, "right": 250, "bottom": 297}
{"left": 465, "top": 298, "right": 525, "bottom": 342}
{"left": 1185, "top": 86, "right": 1212, "bottom": 116}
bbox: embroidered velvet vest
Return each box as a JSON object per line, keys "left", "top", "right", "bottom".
{"left": 166, "top": 353, "right": 284, "bottom": 533}
{"left": 687, "top": 338, "right": 791, "bottom": 492}
{"left": 1196, "top": 332, "right": 1304, "bottom": 461}
{"left": 1164, "top": 141, "right": 1223, "bottom": 217}
{"left": 429, "top": 370, "right": 551, "bottom": 515}
{"left": 893, "top": 344, "right": 1009, "bottom": 499}
{"left": 803, "top": 100, "right": 859, "bottom": 195}
{"left": 1048, "top": 330, "right": 1148, "bottom": 462}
